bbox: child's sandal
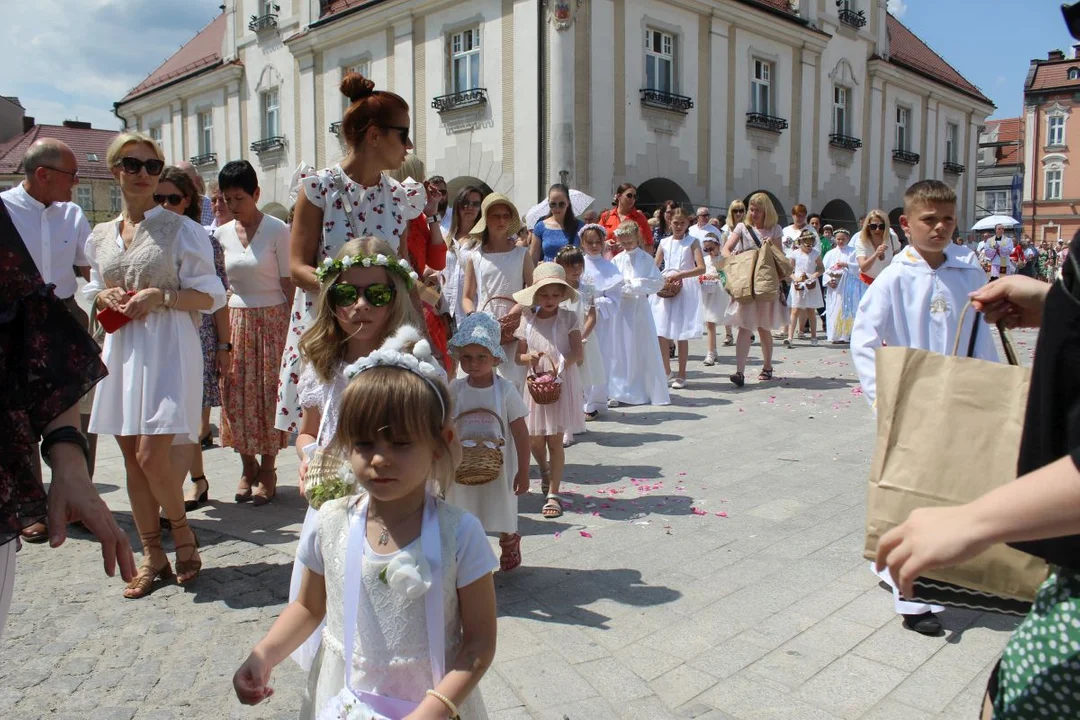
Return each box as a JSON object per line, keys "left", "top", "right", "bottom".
{"left": 499, "top": 533, "right": 522, "bottom": 572}
{"left": 729, "top": 372, "right": 745, "bottom": 388}
{"left": 542, "top": 494, "right": 563, "bottom": 519}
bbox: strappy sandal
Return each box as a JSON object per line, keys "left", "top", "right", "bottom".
{"left": 729, "top": 372, "right": 745, "bottom": 388}
{"left": 542, "top": 494, "right": 564, "bottom": 519}
{"left": 124, "top": 531, "right": 173, "bottom": 599}
{"left": 758, "top": 367, "right": 774, "bottom": 381}
{"left": 499, "top": 533, "right": 522, "bottom": 572}
{"left": 168, "top": 517, "right": 202, "bottom": 585}
{"left": 235, "top": 472, "right": 254, "bottom": 503}
{"left": 539, "top": 465, "right": 551, "bottom": 496}
{"left": 184, "top": 476, "right": 209, "bottom": 512}
{"left": 252, "top": 469, "right": 277, "bottom": 506}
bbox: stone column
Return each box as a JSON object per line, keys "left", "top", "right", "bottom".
{"left": 547, "top": 1, "right": 580, "bottom": 187}
{"left": 298, "top": 53, "right": 317, "bottom": 167}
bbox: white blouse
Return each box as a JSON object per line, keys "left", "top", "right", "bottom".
{"left": 218, "top": 215, "right": 291, "bottom": 308}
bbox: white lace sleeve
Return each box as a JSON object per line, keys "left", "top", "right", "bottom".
{"left": 297, "top": 363, "right": 325, "bottom": 410}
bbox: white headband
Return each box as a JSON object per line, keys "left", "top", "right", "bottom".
{"left": 343, "top": 325, "right": 447, "bottom": 421}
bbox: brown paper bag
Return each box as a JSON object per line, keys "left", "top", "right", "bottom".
{"left": 863, "top": 309, "right": 1048, "bottom": 608}
{"left": 723, "top": 250, "right": 757, "bottom": 303}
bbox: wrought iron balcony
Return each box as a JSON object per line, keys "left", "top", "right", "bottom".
{"left": 838, "top": 8, "right": 867, "bottom": 28}
{"left": 746, "top": 112, "right": 789, "bottom": 133}
{"left": 190, "top": 152, "right": 217, "bottom": 167}
{"left": 943, "top": 161, "right": 966, "bottom": 175}
{"left": 431, "top": 88, "right": 488, "bottom": 113}
{"left": 249, "top": 13, "right": 278, "bottom": 32}
{"left": 250, "top": 136, "right": 286, "bottom": 153}
{"left": 892, "top": 148, "right": 920, "bottom": 165}
{"left": 640, "top": 89, "right": 694, "bottom": 114}
{"left": 829, "top": 133, "right": 862, "bottom": 151}
{"left": 329, "top": 121, "right": 341, "bottom": 136}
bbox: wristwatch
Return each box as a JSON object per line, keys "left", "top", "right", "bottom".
{"left": 217, "top": 342, "right": 233, "bottom": 352}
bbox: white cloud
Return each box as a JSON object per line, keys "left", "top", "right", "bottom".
{"left": 0, "top": 0, "right": 220, "bottom": 129}
{"left": 887, "top": 0, "right": 909, "bottom": 17}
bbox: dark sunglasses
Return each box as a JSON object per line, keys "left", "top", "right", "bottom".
{"left": 329, "top": 282, "right": 395, "bottom": 308}
{"left": 550, "top": 201, "right": 568, "bottom": 209}
{"left": 868, "top": 223, "right": 886, "bottom": 231}
{"left": 153, "top": 193, "right": 185, "bottom": 206}
{"left": 459, "top": 200, "right": 481, "bottom": 209}
{"left": 623, "top": 192, "right": 637, "bottom": 199}
{"left": 732, "top": 208, "right": 745, "bottom": 214}
{"left": 697, "top": 213, "right": 710, "bottom": 218}
{"left": 114, "top": 157, "right": 165, "bottom": 176}
{"left": 381, "top": 125, "right": 411, "bottom": 145}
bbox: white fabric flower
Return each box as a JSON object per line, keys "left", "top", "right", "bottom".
{"left": 399, "top": 259, "right": 413, "bottom": 272}
{"left": 381, "top": 549, "right": 432, "bottom": 600}
{"left": 361, "top": 257, "right": 372, "bottom": 267}
{"left": 322, "top": 257, "right": 334, "bottom": 267}
{"left": 341, "top": 255, "right": 355, "bottom": 268}
{"left": 317, "top": 689, "right": 382, "bottom": 720}
{"left": 375, "top": 253, "right": 389, "bottom": 266}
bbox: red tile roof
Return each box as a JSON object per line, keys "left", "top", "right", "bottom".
{"left": 319, "top": 0, "right": 381, "bottom": 21}
{"left": 0, "top": 123, "right": 119, "bottom": 180}
{"left": 1028, "top": 60, "right": 1080, "bottom": 91}
{"left": 885, "top": 14, "right": 991, "bottom": 105}
{"left": 984, "top": 117, "right": 1022, "bottom": 165}
{"left": 119, "top": 15, "right": 226, "bottom": 103}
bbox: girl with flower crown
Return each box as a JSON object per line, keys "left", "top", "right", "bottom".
{"left": 579, "top": 224, "right": 623, "bottom": 416}
{"left": 234, "top": 327, "right": 498, "bottom": 720}
{"left": 286, "top": 235, "right": 425, "bottom": 675}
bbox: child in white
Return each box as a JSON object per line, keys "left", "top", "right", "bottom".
{"left": 822, "top": 228, "right": 861, "bottom": 343}
{"left": 786, "top": 229, "right": 825, "bottom": 347}
{"left": 556, "top": 245, "right": 606, "bottom": 433}
{"left": 651, "top": 208, "right": 706, "bottom": 389}
{"left": 234, "top": 327, "right": 497, "bottom": 719}
{"left": 699, "top": 235, "right": 729, "bottom": 366}
{"left": 579, "top": 224, "right": 623, "bottom": 415}
{"left": 851, "top": 180, "right": 998, "bottom": 636}
{"left": 445, "top": 313, "right": 530, "bottom": 572}
{"left": 610, "top": 221, "right": 671, "bottom": 407}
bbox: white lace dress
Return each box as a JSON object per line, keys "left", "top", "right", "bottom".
{"left": 297, "top": 497, "right": 497, "bottom": 719}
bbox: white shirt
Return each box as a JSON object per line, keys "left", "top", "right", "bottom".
{"left": 853, "top": 230, "right": 903, "bottom": 279}
{"left": 688, "top": 223, "right": 721, "bottom": 244}
{"left": 1, "top": 183, "right": 90, "bottom": 299}
{"left": 217, "top": 215, "right": 291, "bottom": 308}
{"left": 782, "top": 223, "right": 821, "bottom": 256}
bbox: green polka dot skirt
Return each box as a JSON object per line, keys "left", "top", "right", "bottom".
{"left": 995, "top": 567, "right": 1080, "bottom": 719}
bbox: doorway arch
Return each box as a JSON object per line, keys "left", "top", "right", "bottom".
{"left": 888, "top": 208, "right": 907, "bottom": 246}
{"left": 636, "top": 177, "right": 691, "bottom": 216}
{"left": 819, "top": 199, "right": 858, "bottom": 233}
{"left": 743, "top": 189, "right": 789, "bottom": 227}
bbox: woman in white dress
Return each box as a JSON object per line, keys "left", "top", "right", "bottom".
{"left": 821, "top": 228, "right": 861, "bottom": 343}
{"left": 461, "top": 194, "right": 535, "bottom": 393}
{"left": 275, "top": 72, "right": 425, "bottom": 434}
{"left": 83, "top": 132, "right": 227, "bottom": 598}
{"left": 651, "top": 208, "right": 705, "bottom": 389}
{"left": 854, "top": 209, "right": 902, "bottom": 286}
{"left": 722, "top": 192, "right": 786, "bottom": 388}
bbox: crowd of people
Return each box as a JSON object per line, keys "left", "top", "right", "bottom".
{"left": 0, "top": 70, "right": 1076, "bottom": 720}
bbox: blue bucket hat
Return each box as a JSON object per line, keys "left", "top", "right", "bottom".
{"left": 448, "top": 313, "right": 507, "bottom": 363}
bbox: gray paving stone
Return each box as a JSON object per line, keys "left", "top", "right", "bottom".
{"left": 576, "top": 655, "right": 654, "bottom": 703}
{"left": 796, "top": 655, "right": 909, "bottom": 719}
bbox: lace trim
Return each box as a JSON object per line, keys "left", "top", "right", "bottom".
{"left": 322, "top": 631, "right": 430, "bottom": 670}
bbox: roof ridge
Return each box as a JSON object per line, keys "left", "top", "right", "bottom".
{"left": 886, "top": 12, "right": 991, "bottom": 105}
{"left": 120, "top": 14, "right": 225, "bottom": 103}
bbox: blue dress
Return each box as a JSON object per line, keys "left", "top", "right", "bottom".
{"left": 533, "top": 219, "right": 583, "bottom": 261}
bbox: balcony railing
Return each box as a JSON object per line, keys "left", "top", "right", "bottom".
{"left": 250, "top": 136, "right": 286, "bottom": 153}
{"left": 943, "top": 161, "right": 966, "bottom": 175}
{"left": 838, "top": 8, "right": 868, "bottom": 28}
{"left": 249, "top": 13, "right": 278, "bottom": 32}
{"left": 829, "top": 133, "right": 862, "bottom": 151}
{"left": 892, "top": 148, "right": 921, "bottom": 165}
{"left": 640, "top": 88, "right": 694, "bottom": 114}
{"left": 431, "top": 88, "right": 488, "bottom": 113}
{"left": 329, "top": 121, "right": 341, "bottom": 136}
{"left": 746, "top": 112, "right": 789, "bottom": 133}
{"left": 190, "top": 152, "right": 217, "bottom": 167}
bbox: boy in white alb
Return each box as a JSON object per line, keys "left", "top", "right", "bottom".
{"left": 851, "top": 180, "right": 998, "bottom": 636}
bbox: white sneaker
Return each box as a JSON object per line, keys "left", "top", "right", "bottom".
{"left": 607, "top": 398, "right": 620, "bottom": 408}
{"left": 703, "top": 352, "right": 717, "bottom": 366}
{"left": 783, "top": 338, "right": 792, "bottom": 348}
{"left": 671, "top": 378, "right": 686, "bottom": 390}
{"left": 811, "top": 338, "right": 819, "bottom": 346}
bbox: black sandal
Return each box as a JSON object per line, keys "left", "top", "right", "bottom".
{"left": 729, "top": 372, "right": 745, "bottom": 388}
{"left": 758, "top": 367, "right": 774, "bottom": 381}
{"left": 184, "top": 476, "right": 209, "bottom": 512}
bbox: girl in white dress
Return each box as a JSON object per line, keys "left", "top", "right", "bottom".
{"left": 821, "top": 228, "right": 861, "bottom": 343}
{"left": 461, "top": 194, "right": 535, "bottom": 393}
{"left": 287, "top": 237, "right": 425, "bottom": 674}
{"left": 556, "top": 246, "right": 606, "bottom": 436}
{"left": 275, "top": 72, "right": 426, "bottom": 435}
{"left": 579, "top": 224, "right": 623, "bottom": 417}
{"left": 512, "top": 263, "right": 584, "bottom": 519}
{"left": 651, "top": 208, "right": 705, "bottom": 389}
{"left": 445, "top": 313, "right": 530, "bottom": 572}
{"left": 785, "top": 229, "right": 825, "bottom": 347}
{"left": 699, "top": 235, "right": 729, "bottom": 365}
{"left": 234, "top": 332, "right": 498, "bottom": 720}
{"left": 610, "top": 221, "right": 671, "bottom": 407}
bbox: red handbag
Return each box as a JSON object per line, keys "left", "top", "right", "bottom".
{"left": 95, "top": 291, "right": 135, "bottom": 333}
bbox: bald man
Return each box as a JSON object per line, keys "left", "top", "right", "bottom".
{"left": 175, "top": 160, "right": 214, "bottom": 225}
{"left": 1, "top": 138, "right": 99, "bottom": 541}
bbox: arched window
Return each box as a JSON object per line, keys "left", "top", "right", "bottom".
{"left": 1069, "top": 67, "right": 1080, "bottom": 80}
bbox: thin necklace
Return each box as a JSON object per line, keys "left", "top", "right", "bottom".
{"left": 370, "top": 503, "right": 424, "bottom": 546}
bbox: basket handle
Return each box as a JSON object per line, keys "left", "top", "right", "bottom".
{"left": 481, "top": 295, "right": 518, "bottom": 313}
{"left": 453, "top": 407, "right": 506, "bottom": 436}
{"left": 531, "top": 351, "right": 558, "bottom": 377}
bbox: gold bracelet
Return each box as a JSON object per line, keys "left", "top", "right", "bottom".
{"left": 425, "top": 689, "right": 460, "bottom": 719}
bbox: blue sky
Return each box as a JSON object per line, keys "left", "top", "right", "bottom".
{"left": 0, "top": 0, "right": 1071, "bottom": 130}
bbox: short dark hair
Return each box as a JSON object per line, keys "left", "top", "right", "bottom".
{"left": 218, "top": 160, "right": 259, "bottom": 196}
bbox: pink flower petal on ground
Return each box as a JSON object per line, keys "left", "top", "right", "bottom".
{"left": 678, "top": 472, "right": 687, "bottom": 476}
{"left": 554, "top": 532, "right": 562, "bottom": 539}
{"left": 767, "top": 396, "right": 777, "bottom": 403}
{"left": 715, "top": 512, "right": 728, "bottom": 518}
{"left": 691, "top": 507, "right": 708, "bottom": 515}
{"left": 580, "top": 531, "right": 593, "bottom": 538}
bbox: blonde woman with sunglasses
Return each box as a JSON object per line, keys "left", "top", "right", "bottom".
{"left": 854, "top": 210, "right": 902, "bottom": 285}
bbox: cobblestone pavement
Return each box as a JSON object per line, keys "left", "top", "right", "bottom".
{"left": 2, "top": 330, "right": 1037, "bottom": 719}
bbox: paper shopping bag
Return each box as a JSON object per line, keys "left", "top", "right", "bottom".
{"left": 863, "top": 311, "right": 1048, "bottom": 610}
{"left": 723, "top": 250, "right": 757, "bottom": 303}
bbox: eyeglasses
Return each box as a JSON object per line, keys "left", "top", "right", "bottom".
{"left": 732, "top": 209, "right": 745, "bottom": 215}
{"left": 153, "top": 193, "right": 185, "bottom": 206}
{"left": 549, "top": 201, "right": 568, "bottom": 209}
{"left": 381, "top": 125, "right": 412, "bottom": 145}
{"left": 42, "top": 166, "right": 79, "bottom": 180}
{"left": 114, "top": 157, "right": 165, "bottom": 176}
{"left": 329, "top": 282, "right": 396, "bottom": 309}
{"left": 697, "top": 213, "right": 710, "bottom": 218}
{"left": 868, "top": 223, "right": 886, "bottom": 231}
{"left": 459, "top": 200, "right": 481, "bottom": 209}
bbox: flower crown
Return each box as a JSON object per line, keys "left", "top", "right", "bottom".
{"left": 315, "top": 253, "right": 419, "bottom": 287}
{"left": 343, "top": 325, "right": 447, "bottom": 420}
{"left": 614, "top": 223, "right": 640, "bottom": 237}
{"left": 578, "top": 223, "right": 608, "bottom": 240}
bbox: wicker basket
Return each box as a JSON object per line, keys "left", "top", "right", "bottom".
{"left": 527, "top": 354, "right": 562, "bottom": 405}
{"left": 303, "top": 449, "right": 358, "bottom": 509}
{"left": 481, "top": 295, "right": 522, "bottom": 346}
{"left": 455, "top": 408, "right": 506, "bottom": 486}
{"left": 657, "top": 276, "right": 683, "bottom": 298}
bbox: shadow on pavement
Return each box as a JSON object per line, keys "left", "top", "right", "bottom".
{"left": 562, "top": 463, "right": 664, "bottom": 486}
{"left": 775, "top": 375, "right": 858, "bottom": 391}
{"left": 187, "top": 561, "right": 293, "bottom": 609}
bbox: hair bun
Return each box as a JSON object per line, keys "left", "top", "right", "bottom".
{"left": 340, "top": 73, "right": 375, "bottom": 103}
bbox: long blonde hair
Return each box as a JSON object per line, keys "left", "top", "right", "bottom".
{"left": 298, "top": 236, "right": 423, "bottom": 383}
{"left": 747, "top": 193, "right": 778, "bottom": 229}
{"left": 860, "top": 210, "right": 890, "bottom": 244}
{"left": 725, "top": 199, "right": 746, "bottom": 231}
{"left": 329, "top": 365, "right": 455, "bottom": 496}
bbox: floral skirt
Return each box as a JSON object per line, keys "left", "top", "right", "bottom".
{"left": 221, "top": 304, "right": 290, "bottom": 456}
{"left": 197, "top": 313, "right": 221, "bottom": 408}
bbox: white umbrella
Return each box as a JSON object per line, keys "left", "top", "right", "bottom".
{"left": 524, "top": 190, "right": 596, "bottom": 229}
{"left": 971, "top": 215, "right": 1020, "bottom": 231}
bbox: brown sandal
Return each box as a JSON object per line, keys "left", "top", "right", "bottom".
{"left": 168, "top": 517, "right": 202, "bottom": 585}
{"left": 124, "top": 530, "right": 173, "bottom": 599}
{"left": 499, "top": 533, "right": 522, "bottom": 572}
{"left": 235, "top": 472, "right": 254, "bottom": 503}
{"left": 758, "top": 367, "right": 774, "bottom": 381}
{"left": 252, "top": 468, "right": 277, "bottom": 506}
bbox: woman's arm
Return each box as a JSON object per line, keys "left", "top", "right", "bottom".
{"left": 290, "top": 194, "right": 323, "bottom": 293}
{"left": 279, "top": 277, "right": 296, "bottom": 306}
{"left": 522, "top": 252, "right": 535, "bottom": 287}
{"left": 461, "top": 259, "right": 478, "bottom": 315}
{"left": 528, "top": 231, "right": 542, "bottom": 266}
{"left": 722, "top": 226, "right": 741, "bottom": 258}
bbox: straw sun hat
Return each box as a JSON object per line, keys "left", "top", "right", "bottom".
{"left": 512, "top": 262, "right": 579, "bottom": 306}
{"left": 469, "top": 193, "right": 523, "bottom": 237}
